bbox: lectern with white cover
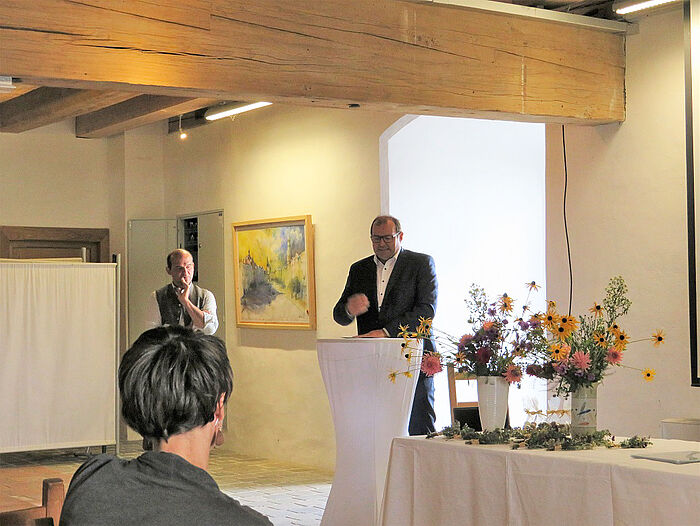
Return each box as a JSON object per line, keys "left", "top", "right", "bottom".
{"left": 317, "top": 338, "right": 422, "bottom": 526}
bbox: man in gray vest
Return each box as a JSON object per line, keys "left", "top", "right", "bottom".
{"left": 147, "top": 249, "right": 219, "bottom": 335}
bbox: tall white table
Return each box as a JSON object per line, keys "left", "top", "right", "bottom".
{"left": 381, "top": 436, "right": 700, "bottom": 526}
{"left": 317, "top": 338, "right": 422, "bottom": 526}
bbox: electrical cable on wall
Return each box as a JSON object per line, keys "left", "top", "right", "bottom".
{"left": 562, "top": 124, "right": 573, "bottom": 316}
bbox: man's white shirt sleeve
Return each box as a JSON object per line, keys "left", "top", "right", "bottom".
{"left": 200, "top": 290, "right": 219, "bottom": 335}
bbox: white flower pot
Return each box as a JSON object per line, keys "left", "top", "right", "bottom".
{"left": 476, "top": 375, "right": 509, "bottom": 431}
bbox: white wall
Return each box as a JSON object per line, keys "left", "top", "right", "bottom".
{"left": 546, "top": 6, "right": 700, "bottom": 436}
{"left": 162, "top": 105, "right": 399, "bottom": 469}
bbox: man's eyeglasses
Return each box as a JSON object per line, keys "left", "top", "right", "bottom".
{"left": 370, "top": 232, "right": 401, "bottom": 244}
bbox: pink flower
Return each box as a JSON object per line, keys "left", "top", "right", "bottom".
{"left": 570, "top": 351, "right": 591, "bottom": 371}
{"left": 606, "top": 347, "right": 623, "bottom": 365}
{"left": 503, "top": 365, "right": 522, "bottom": 383}
{"left": 421, "top": 353, "right": 443, "bottom": 376}
{"left": 476, "top": 347, "right": 493, "bottom": 365}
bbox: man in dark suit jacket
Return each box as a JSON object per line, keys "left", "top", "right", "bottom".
{"left": 333, "top": 215, "right": 438, "bottom": 435}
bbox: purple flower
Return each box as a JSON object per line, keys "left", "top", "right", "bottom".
{"left": 587, "top": 373, "right": 596, "bottom": 381}
{"left": 529, "top": 319, "right": 542, "bottom": 329}
{"left": 487, "top": 308, "right": 496, "bottom": 316}
{"left": 554, "top": 362, "right": 568, "bottom": 375}
{"left": 518, "top": 321, "right": 529, "bottom": 331}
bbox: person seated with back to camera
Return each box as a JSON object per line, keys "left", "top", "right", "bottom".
{"left": 59, "top": 326, "right": 272, "bottom": 526}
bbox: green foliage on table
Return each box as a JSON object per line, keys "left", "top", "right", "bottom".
{"left": 619, "top": 435, "right": 652, "bottom": 448}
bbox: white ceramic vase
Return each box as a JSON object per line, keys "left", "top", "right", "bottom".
{"left": 570, "top": 384, "right": 598, "bottom": 436}
{"left": 476, "top": 375, "right": 509, "bottom": 431}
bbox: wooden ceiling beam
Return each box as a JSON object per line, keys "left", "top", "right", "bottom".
{"left": 0, "top": 87, "right": 136, "bottom": 133}
{"left": 75, "top": 95, "right": 220, "bottom": 138}
{"left": 0, "top": 83, "right": 38, "bottom": 104}
{"left": 0, "top": 0, "right": 626, "bottom": 124}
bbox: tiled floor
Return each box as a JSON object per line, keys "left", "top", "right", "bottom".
{"left": 0, "top": 442, "right": 332, "bottom": 526}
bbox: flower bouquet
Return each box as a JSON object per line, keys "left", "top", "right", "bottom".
{"left": 526, "top": 276, "right": 663, "bottom": 395}
{"left": 526, "top": 276, "right": 664, "bottom": 434}
{"left": 396, "top": 282, "right": 549, "bottom": 430}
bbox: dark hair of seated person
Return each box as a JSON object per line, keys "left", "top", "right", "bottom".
{"left": 119, "top": 325, "right": 233, "bottom": 449}
{"left": 60, "top": 327, "right": 273, "bottom": 526}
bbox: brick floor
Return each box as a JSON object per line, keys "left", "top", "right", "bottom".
{"left": 0, "top": 442, "right": 332, "bottom": 526}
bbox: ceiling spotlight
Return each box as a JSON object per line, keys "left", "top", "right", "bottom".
{"left": 204, "top": 101, "right": 272, "bottom": 121}
{"left": 613, "top": 0, "right": 680, "bottom": 15}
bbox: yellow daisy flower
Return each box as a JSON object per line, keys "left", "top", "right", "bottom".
{"left": 555, "top": 315, "right": 579, "bottom": 339}
{"left": 642, "top": 368, "right": 656, "bottom": 382}
{"left": 549, "top": 342, "right": 570, "bottom": 361}
{"left": 418, "top": 317, "right": 432, "bottom": 332}
{"left": 609, "top": 323, "right": 621, "bottom": 335}
{"left": 388, "top": 372, "right": 398, "bottom": 383}
{"left": 499, "top": 294, "right": 514, "bottom": 313}
{"left": 651, "top": 330, "right": 665, "bottom": 347}
{"left": 589, "top": 303, "right": 604, "bottom": 317}
{"left": 403, "top": 371, "right": 413, "bottom": 378}
{"left": 593, "top": 332, "right": 608, "bottom": 348}
{"left": 526, "top": 281, "right": 541, "bottom": 291}
{"left": 614, "top": 330, "right": 629, "bottom": 350}
{"left": 543, "top": 306, "right": 560, "bottom": 331}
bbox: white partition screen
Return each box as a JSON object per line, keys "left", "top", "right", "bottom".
{"left": 0, "top": 262, "right": 118, "bottom": 452}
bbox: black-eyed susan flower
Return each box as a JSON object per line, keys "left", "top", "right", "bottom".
{"left": 388, "top": 371, "right": 398, "bottom": 383}
{"left": 526, "top": 281, "right": 541, "bottom": 292}
{"left": 417, "top": 317, "right": 432, "bottom": 334}
{"left": 609, "top": 323, "right": 621, "bottom": 335}
{"left": 499, "top": 294, "right": 514, "bottom": 313}
{"left": 549, "top": 342, "right": 570, "bottom": 361}
{"left": 589, "top": 302, "right": 604, "bottom": 317}
{"left": 642, "top": 368, "right": 656, "bottom": 382}
{"left": 593, "top": 332, "right": 608, "bottom": 348}
{"left": 614, "top": 329, "right": 629, "bottom": 350}
{"left": 556, "top": 315, "right": 579, "bottom": 339}
{"left": 543, "top": 306, "right": 560, "bottom": 331}
{"left": 651, "top": 330, "right": 665, "bottom": 347}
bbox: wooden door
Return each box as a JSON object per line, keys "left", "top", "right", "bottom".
{"left": 0, "top": 226, "right": 109, "bottom": 262}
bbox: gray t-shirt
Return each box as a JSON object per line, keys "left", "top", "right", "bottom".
{"left": 59, "top": 452, "right": 272, "bottom": 526}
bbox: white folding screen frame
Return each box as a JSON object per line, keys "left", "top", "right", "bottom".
{"left": 0, "top": 260, "right": 120, "bottom": 453}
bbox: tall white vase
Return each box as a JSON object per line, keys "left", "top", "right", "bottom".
{"left": 476, "top": 376, "right": 509, "bottom": 431}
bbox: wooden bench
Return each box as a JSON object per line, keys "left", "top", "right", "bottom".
{"left": 0, "top": 478, "right": 64, "bottom": 526}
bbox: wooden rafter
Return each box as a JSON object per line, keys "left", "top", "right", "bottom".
{"left": 0, "top": 0, "right": 626, "bottom": 124}
{"left": 0, "top": 87, "right": 136, "bottom": 133}
{"left": 75, "top": 95, "right": 220, "bottom": 138}
{"left": 0, "top": 83, "right": 38, "bottom": 104}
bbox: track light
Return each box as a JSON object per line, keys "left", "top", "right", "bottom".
{"left": 613, "top": 0, "right": 680, "bottom": 15}
{"left": 204, "top": 101, "right": 272, "bottom": 121}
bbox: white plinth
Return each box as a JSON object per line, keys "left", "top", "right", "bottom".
{"left": 317, "top": 338, "right": 421, "bottom": 526}
{"left": 661, "top": 418, "right": 700, "bottom": 441}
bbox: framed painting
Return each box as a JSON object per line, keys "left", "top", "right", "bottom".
{"left": 232, "top": 215, "right": 316, "bottom": 329}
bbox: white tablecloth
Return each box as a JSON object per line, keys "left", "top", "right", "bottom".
{"left": 318, "top": 338, "right": 421, "bottom": 526}
{"left": 381, "top": 436, "right": 700, "bottom": 526}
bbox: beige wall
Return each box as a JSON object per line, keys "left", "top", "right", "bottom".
{"left": 2, "top": 5, "right": 698, "bottom": 465}
{"left": 546, "top": 6, "right": 700, "bottom": 436}
{"left": 162, "top": 105, "right": 399, "bottom": 469}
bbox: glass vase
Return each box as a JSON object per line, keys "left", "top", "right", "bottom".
{"left": 570, "top": 384, "right": 598, "bottom": 436}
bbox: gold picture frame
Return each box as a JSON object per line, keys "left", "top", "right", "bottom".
{"left": 232, "top": 215, "right": 316, "bottom": 329}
